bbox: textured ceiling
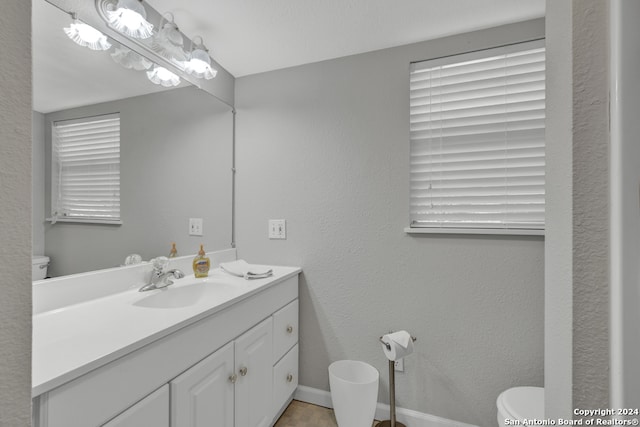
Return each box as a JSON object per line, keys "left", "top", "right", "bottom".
{"left": 147, "top": 0, "right": 545, "bottom": 77}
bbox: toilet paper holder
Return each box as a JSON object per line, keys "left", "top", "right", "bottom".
{"left": 379, "top": 335, "right": 417, "bottom": 351}
{"left": 378, "top": 333, "right": 417, "bottom": 427}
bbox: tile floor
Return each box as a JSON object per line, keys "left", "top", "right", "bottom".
{"left": 274, "top": 400, "right": 380, "bottom": 427}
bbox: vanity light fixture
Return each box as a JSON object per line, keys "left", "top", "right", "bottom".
{"left": 111, "top": 46, "right": 152, "bottom": 71}
{"left": 146, "top": 65, "right": 180, "bottom": 87}
{"left": 63, "top": 14, "right": 111, "bottom": 51}
{"left": 106, "top": 0, "right": 153, "bottom": 39}
{"left": 151, "top": 12, "right": 188, "bottom": 66}
{"left": 184, "top": 36, "right": 217, "bottom": 80}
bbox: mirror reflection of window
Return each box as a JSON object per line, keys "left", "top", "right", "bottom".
{"left": 51, "top": 113, "right": 121, "bottom": 224}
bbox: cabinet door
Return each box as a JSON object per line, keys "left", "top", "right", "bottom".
{"left": 171, "top": 341, "right": 235, "bottom": 427}
{"left": 102, "top": 385, "right": 169, "bottom": 427}
{"left": 235, "top": 318, "right": 274, "bottom": 427}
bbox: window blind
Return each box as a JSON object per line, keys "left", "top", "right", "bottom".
{"left": 409, "top": 40, "right": 545, "bottom": 232}
{"left": 52, "top": 113, "right": 121, "bottom": 223}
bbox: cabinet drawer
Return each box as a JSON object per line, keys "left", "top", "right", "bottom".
{"left": 273, "top": 299, "right": 298, "bottom": 362}
{"left": 273, "top": 344, "right": 298, "bottom": 416}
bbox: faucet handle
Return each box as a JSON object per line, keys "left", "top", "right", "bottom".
{"left": 124, "top": 254, "right": 142, "bottom": 265}
{"left": 151, "top": 256, "right": 170, "bottom": 272}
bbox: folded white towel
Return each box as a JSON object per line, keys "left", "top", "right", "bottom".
{"left": 220, "top": 260, "right": 273, "bottom": 280}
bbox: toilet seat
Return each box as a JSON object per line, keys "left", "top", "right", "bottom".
{"left": 497, "top": 386, "right": 544, "bottom": 420}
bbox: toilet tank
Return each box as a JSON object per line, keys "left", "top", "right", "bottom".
{"left": 32, "top": 256, "right": 50, "bottom": 280}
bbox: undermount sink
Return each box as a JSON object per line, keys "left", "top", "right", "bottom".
{"left": 134, "top": 282, "right": 207, "bottom": 309}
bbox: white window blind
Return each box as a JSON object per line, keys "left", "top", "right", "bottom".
{"left": 52, "top": 113, "right": 121, "bottom": 224}
{"left": 409, "top": 40, "right": 545, "bottom": 233}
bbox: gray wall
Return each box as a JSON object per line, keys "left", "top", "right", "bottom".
{"left": 0, "top": 1, "right": 32, "bottom": 426}
{"left": 33, "top": 111, "right": 46, "bottom": 256}
{"left": 44, "top": 87, "right": 233, "bottom": 277}
{"left": 545, "top": 0, "right": 610, "bottom": 416}
{"left": 236, "top": 20, "right": 545, "bottom": 427}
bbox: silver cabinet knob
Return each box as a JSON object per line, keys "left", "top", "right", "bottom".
{"left": 229, "top": 374, "right": 237, "bottom": 383}
{"left": 239, "top": 366, "right": 248, "bottom": 376}
{"left": 286, "top": 373, "right": 293, "bottom": 383}
{"left": 286, "top": 325, "right": 294, "bottom": 334}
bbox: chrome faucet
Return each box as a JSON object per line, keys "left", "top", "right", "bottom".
{"left": 139, "top": 267, "right": 185, "bottom": 292}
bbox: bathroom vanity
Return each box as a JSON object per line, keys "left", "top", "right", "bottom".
{"left": 32, "top": 253, "right": 300, "bottom": 427}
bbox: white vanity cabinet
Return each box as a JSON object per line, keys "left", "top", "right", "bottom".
{"left": 34, "top": 273, "right": 299, "bottom": 427}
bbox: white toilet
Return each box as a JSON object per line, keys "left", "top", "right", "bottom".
{"left": 32, "top": 256, "right": 50, "bottom": 280}
{"left": 497, "top": 387, "right": 544, "bottom": 427}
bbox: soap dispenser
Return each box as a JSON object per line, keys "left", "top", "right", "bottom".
{"left": 192, "top": 244, "right": 210, "bottom": 278}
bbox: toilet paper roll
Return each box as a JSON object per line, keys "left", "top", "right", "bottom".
{"left": 381, "top": 330, "right": 414, "bottom": 361}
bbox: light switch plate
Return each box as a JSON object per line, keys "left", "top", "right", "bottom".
{"left": 189, "top": 218, "right": 203, "bottom": 236}
{"left": 269, "top": 219, "right": 286, "bottom": 239}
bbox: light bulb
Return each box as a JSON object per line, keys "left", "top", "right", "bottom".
{"left": 185, "top": 46, "right": 217, "bottom": 79}
{"left": 152, "top": 17, "right": 187, "bottom": 66}
{"left": 107, "top": 0, "right": 153, "bottom": 39}
{"left": 111, "top": 46, "right": 152, "bottom": 71}
{"left": 147, "top": 65, "right": 180, "bottom": 87}
{"left": 64, "top": 20, "right": 111, "bottom": 51}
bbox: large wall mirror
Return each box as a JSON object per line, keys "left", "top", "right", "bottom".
{"left": 33, "top": 0, "right": 234, "bottom": 277}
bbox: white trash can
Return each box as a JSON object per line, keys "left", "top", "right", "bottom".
{"left": 329, "top": 360, "right": 379, "bottom": 427}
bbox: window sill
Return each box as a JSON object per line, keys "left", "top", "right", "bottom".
{"left": 404, "top": 227, "right": 544, "bottom": 237}
{"left": 46, "top": 217, "right": 122, "bottom": 225}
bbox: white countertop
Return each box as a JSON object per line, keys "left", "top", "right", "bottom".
{"left": 32, "top": 265, "right": 301, "bottom": 397}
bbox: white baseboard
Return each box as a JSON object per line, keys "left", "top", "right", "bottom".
{"left": 294, "top": 385, "right": 478, "bottom": 427}
{"left": 294, "top": 385, "right": 334, "bottom": 408}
